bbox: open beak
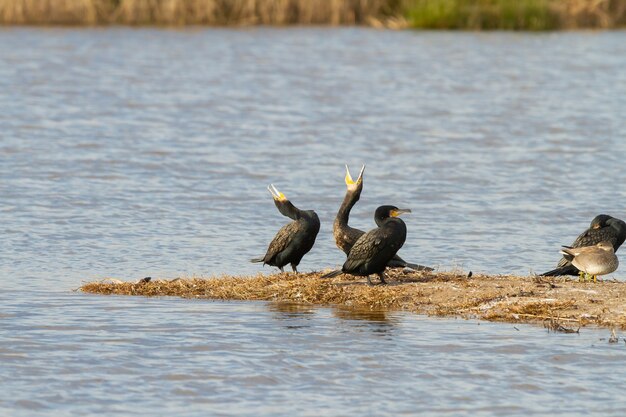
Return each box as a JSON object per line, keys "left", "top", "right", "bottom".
{"left": 390, "top": 208, "right": 411, "bottom": 217}
{"left": 345, "top": 164, "right": 365, "bottom": 187}
{"left": 267, "top": 184, "right": 287, "bottom": 202}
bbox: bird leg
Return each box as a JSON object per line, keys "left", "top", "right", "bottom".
{"left": 366, "top": 273, "right": 388, "bottom": 286}
{"left": 578, "top": 271, "right": 586, "bottom": 282}
{"left": 291, "top": 264, "right": 298, "bottom": 273}
{"left": 279, "top": 266, "right": 284, "bottom": 273}
{"left": 592, "top": 275, "right": 597, "bottom": 283}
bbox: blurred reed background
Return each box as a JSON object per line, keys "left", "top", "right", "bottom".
{"left": 0, "top": 0, "right": 399, "bottom": 25}
{"left": 0, "top": 0, "right": 624, "bottom": 29}
{"left": 407, "top": 0, "right": 626, "bottom": 30}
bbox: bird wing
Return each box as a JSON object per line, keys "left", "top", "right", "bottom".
{"left": 263, "top": 221, "right": 300, "bottom": 263}
{"left": 557, "top": 226, "right": 619, "bottom": 267}
{"left": 343, "top": 227, "right": 399, "bottom": 272}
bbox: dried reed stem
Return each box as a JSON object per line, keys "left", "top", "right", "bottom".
{"left": 0, "top": 0, "right": 624, "bottom": 28}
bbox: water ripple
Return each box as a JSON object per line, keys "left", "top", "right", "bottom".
{"left": 1, "top": 28, "right": 626, "bottom": 416}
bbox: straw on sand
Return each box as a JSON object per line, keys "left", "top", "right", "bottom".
{"left": 81, "top": 269, "right": 626, "bottom": 329}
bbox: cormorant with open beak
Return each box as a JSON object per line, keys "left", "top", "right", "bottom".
{"left": 542, "top": 214, "right": 626, "bottom": 277}
{"left": 323, "top": 205, "right": 410, "bottom": 285}
{"left": 251, "top": 184, "right": 320, "bottom": 273}
{"left": 333, "top": 165, "right": 432, "bottom": 272}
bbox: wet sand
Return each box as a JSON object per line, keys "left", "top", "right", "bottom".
{"left": 81, "top": 270, "right": 626, "bottom": 329}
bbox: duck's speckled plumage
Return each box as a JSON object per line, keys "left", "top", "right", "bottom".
{"left": 542, "top": 214, "right": 626, "bottom": 276}
{"left": 560, "top": 241, "right": 619, "bottom": 277}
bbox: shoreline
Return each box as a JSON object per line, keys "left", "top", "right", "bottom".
{"left": 1, "top": 24, "right": 626, "bottom": 31}
{"left": 80, "top": 270, "right": 626, "bottom": 329}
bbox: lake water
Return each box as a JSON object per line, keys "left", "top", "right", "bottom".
{"left": 1, "top": 27, "right": 626, "bottom": 416}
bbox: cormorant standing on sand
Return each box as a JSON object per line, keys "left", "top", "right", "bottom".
{"left": 251, "top": 184, "right": 320, "bottom": 273}
{"left": 333, "top": 165, "right": 432, "bottom": 271}
{"left": 323, "top": 205, "right": 410, "bottom": 285}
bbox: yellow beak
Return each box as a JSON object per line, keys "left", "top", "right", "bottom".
{"left": 345, "top": 164, "right": 365, "bottom": 186}
{"left": 268, "top": 184, "right": 287, "bottom": 202}
{"left": 390, "top": 208, "right": 411, "bottom": 217}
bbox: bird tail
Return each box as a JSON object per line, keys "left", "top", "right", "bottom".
{"left": 559, "top": 246, "right": 575, "bottom": 261}
{"left": 250, "top": 258, "right": 264, "bottom": 263}
{"left": 321, "top": 270, "right": 343, "bottom": 279}
{"left": 404, "top": 262, "right": 434, "bottom": 272}
{"left": 386, "top": 258, "right": 434, "bottom": 272}
{"left": 541, "top": 264, "right": 579, "bottom": 277}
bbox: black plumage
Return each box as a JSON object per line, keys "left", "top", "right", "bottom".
{"left": 332, "top": 165, "right": 432, "bottom": 272}
{"left": 323, "top": 205, "right": 409, "bottom": 285}
{"left": 251, "top": 184, "right": 320, "bottom": 273}
{"left": 542, "top": 214, "right": 626, "bottom": 276}
{"left": 333, "top": 164, "right": 367, "bottom": 255}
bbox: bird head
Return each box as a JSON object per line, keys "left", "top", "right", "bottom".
{"left": 374, "top": 205, "right": 411, "bottom": 226}
{"left": 590, "top": 214, "right": 613, "bottom": 229}
{"left": 268, "top": 184, "right": 287, "bottom": 202}
{"left": 597, "top": 241, "right": 614, "bottom": 252}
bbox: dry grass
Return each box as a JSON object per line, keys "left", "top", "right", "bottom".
{"left": 81, "top": 269, "right": 626, "bottom": 329}
{"left": 0, "top": 0, "right": 624, "bottom": 28}
{"left": 0, "top": 0, "right": 400, "bottom": 25}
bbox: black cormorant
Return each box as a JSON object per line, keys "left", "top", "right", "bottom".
{"left": 332, "top": 165, "right": 433, "bottom": 272}
{"left": 251, "top": 184, "right": 320, "bottom": 273}
{"left": 323, "top": 205, "right": 410, "bottom": 285}
{"left": 333, "top": 164, "right": 367, "bottom": 255}
{"left": 542, "top": 214, "right": 626, "bottom": 277}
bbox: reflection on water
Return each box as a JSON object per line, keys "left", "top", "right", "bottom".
{"left": 267, "top": 302, "right": 317, "bottom": 317}
{"left": 270, "top": 303, "right": 397, "bottom": 335}
{"left": 2, "top": 291, "right": 626, "bottom": 417}
{"left": 267, "top": 302, "right": 316, "bottom": 329}
{"left": 332, "top": 307, "right": 396, "bottom": 337}
{"left": 332, "top": 307, "right": 392, "bottom": 323}
{"left": 2, "top": 27, "right": 626, "bottom": 416}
